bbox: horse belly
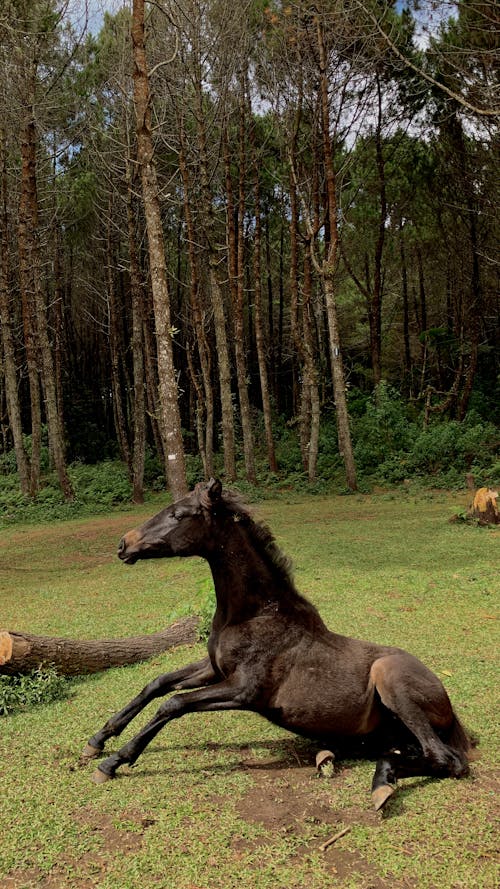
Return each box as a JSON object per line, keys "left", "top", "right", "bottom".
{"left": 268, "top": 664, "right": 381, "bottom": 739}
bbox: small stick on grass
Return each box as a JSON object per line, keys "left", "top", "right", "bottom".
{"left": 289, "top": 743, "right": 303, "bottom": 766}
{"left": 319, "top": 825, "right": 351, "bottom": 852}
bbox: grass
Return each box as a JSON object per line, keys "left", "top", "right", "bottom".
{"left": 0, "top": 488, "right": 498, "bottom": 888}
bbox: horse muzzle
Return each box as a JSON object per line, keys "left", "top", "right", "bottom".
{"left": 118, "top": 533, "right": 141, "bottom": 564}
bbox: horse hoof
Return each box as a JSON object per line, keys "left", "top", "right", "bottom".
{"left": 372, "top": 784, "right": 395, "bottom": 811}
{"left": 79, "top": 744, "right": 102, "bottom": 765}
{"left": 316, "top": 750, "right": 335, "bottom": 777}
{"left": 92, "top": 768, "right": 113, "bottom": 785}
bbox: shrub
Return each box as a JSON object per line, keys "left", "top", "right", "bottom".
{"left": 0, "top": 460, "right": 133, "bottom": 525}
{"left": 196, "top": 579, "right": 217, "bottom": 642}
{"left": 274, "top": 424, "right": 303, "bottom": 474}
{"left": 405, "top": 416, "right": 498, "bottom": 477}
{"left": 70, "top": 460, "right": 132, "bottom": 505}
{"left": 349, "top": 389, "right": 498, "bottom": 488}
{"left": 143, "top": 449, "right": 165, "bottom": 490}
{"left": 0, "top": 666, "right": 69, "bottom": 716}
{"left": 353, "top": 383, "right": 414, "bottom": 472}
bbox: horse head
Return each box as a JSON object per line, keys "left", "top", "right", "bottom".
{"left": 118, "top": 478, "right": 223, "bottom": 564}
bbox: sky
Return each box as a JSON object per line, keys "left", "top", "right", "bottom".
{"left": 69, "top": 0, "right": 122, "bottom": 35}
{"left": 76, "top": 0, "right": 458, "bottom": 41}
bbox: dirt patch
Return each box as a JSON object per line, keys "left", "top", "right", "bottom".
{"left": 233, "top": 756, "right": 397, "bottom": 886}
{"left": 3, "top": 806, "right": 155, "bottom": 889}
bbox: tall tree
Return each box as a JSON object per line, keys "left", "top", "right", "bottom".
{"left": 131, "top": 0, "right": 187, "bottom": 499}
{"left": 309, "top": 10, "right": 357, "bottom": 490}
{"left": 10, "top": 0, "right": 74, "bottom": 499}
{"left": 250, "top": 113, "right": 278, "bottom": 473}
{"left": 0, "top": 129, "right": 31, "bottom": 493}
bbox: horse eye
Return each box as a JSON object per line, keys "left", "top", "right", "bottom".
{"left": 173, "top": 507, "right": 198, "bottom": 521}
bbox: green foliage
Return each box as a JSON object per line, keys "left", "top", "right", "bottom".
{"left": 185, "top": 454, "right": 205, "bottom": 488}
{"left": 0, "top": 449, "right": 18, "bottom": 476}
{"left": 404, "top": 415, "right": 498, "bottom": 478}
{"left": 143, "top": 449, "right": 166, "bottom": 490}
{"left": 273, "top": 424, "right": 303, "bottom": 474}
{"left": 328, "top": 383, "right": 499, "bottom": 487}
{"left": 70, "top": 460, "right": 132, "bottom": 504}
{"left": 349, "top": 385, "right": 498, "bottom": 488}
{"left": 196, "top": 579, "right": 217, "bottom": 642}
{"left": 0, "top": 667, "right": 69, "bottom": 716}
{"left": 353, "top": 383, "right": 414, "bottom": 471}
{"left": 0, "top": 461, "right": 133, "bottom": 525}
{"left": 0, "top": 391, "right": 497, "bottom": 522}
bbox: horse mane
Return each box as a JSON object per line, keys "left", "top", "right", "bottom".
{"left": 220, "top": 490, "right": 296, "bottom": 589}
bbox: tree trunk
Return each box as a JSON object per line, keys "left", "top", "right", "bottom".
{"left": 399, "top": 218, "right": 412, "bottom": 394}
{"left": 370, "top": 73, "right": 386, "bottom": 388}
{"left": 186, "top": 345, "right": 208, "bottom": 477}
{"left": 288, "top": 79, "right": 314, "bottom": 467}
{"left": 20, "top": 78, "right": 74, "bottom": 501}
{"left": 107, "top": 196, "right": 132, "bottom": 474}
{"left": 209, "top": 261, "right": 237, "bottom": 481}
{"left": 303, "top": 244, "right": 320, "bottom": 482}
{"left": 264, "top": 215, "right": 276, "bottom": 402}
{"left": 0, "top": 256, "right": 30, "bottom": 491}
{"left": 143, "top": 282, "right": 165, "bottom": 462}
{"left": 316, "top": 16, "right": 357, "bottom": 491}
{"left": 179, "top": 114, "right": 214, "bottom": 476}
{"left": 468, "top": 487, "right": 499, "bottom": 526}
{"left": 288, "top": 166, "right": 310, "bottom": 462}
{"left": 417, "top": 247, "right": 428, "bottom": 334}
{"left": 18, "top": 108, "right": 42, "bottom": 497}
{"left": 0, "top": 617, "right": 200, "bottom": 676}
{"left": 277, "top": 220, "right": 285, "bottom": 409}
{"left": 324, "top": 275, "right": 357, "bottom": 489}
{"left": 231, "top": 93, "right": 256, "bottom": 483}
{"left": 0, "top": 130, "right": 31, "bottom": 494}
{"left": 458, "top": 123, "right": 482, "bottom": 420}
{"left": 131, "top": 0, "right": 187, "bottom": 500}
{"left": 52, "top": 222, "right": 66, "bottom": 428}
{"left": 126, "top": 153, "right": 146, "bottom": 504}
{"left": 251, "top": 126, "right": 277, "bottom": 473}
{"left": 193, "top": 60, "right": 236, "bottom": 482}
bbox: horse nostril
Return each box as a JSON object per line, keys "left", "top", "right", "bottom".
{"left": 118, "top": 537, "right": 125, "bottom": 555}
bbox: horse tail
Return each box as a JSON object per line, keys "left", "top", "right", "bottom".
{"left": 446, "top": 710, "right": 478, "bottom": 762}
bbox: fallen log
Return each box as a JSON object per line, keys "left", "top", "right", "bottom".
{"left": 0, "top": 616, "right": 200, "bottom": 676}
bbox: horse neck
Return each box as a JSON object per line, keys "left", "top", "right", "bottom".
{"left": 206, "top": 519, "right": 294, "bottom": 622}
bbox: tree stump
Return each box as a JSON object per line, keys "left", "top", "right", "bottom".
{"left": 469, "top": 487, "right": 499, "bottom": 525}
{"left": 0, "top": 616, "right": 200, "bottom": 676}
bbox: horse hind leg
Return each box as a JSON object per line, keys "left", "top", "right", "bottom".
{"left": 371, "top": 749, "right": 439, "bottom": 810}
{"left": 369, "top": 654, "right": 470, "bottom": 809}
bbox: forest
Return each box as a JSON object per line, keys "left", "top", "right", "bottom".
{"left": 0, "top": 0, "right": 498, "bottom": 509}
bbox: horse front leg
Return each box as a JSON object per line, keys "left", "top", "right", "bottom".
{"left": 80, "top": 656, "right": 216, "bottom": 765}
{"left": 92, "top": 680, "right": 248, "bottom": 783}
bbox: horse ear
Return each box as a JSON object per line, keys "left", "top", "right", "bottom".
{"left": 200, "top": 478, "right": 222, "bottom": 510}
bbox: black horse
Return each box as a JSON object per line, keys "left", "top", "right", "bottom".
{"left": 81, "top": 479, "right": 473, "bottom": 809}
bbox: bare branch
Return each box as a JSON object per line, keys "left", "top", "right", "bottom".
{"left": 358, "top": 0, "right": 500, "bottom": 117}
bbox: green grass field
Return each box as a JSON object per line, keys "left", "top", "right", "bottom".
{"left": 0, "top": 490, "right": 498, "bottom": 888}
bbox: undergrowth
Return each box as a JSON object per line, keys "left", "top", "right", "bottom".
{"left": 0, "top": 666, "right": 70, "bottom": 716}
{"left": 0, "top": 386, "right": 497, "bottom": 526}
{"left": 196, "top": 580, "right": 217, "bottom": 641}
